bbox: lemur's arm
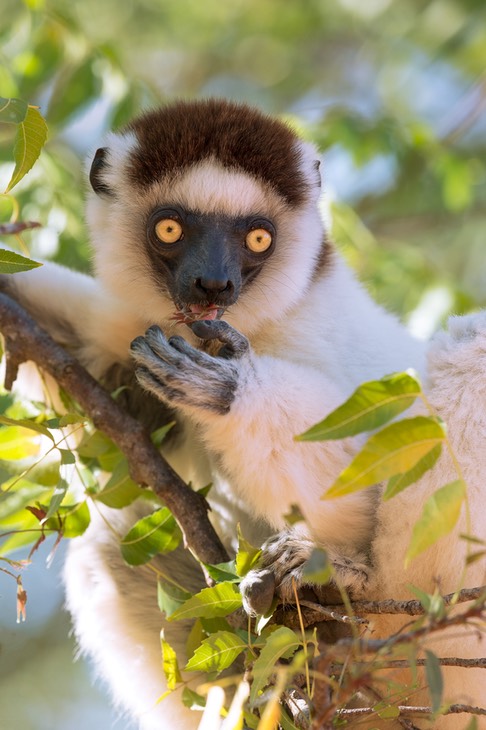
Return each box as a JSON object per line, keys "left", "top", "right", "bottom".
{"left": 130, "top": 320, "right": 374, "bottom": 576}
{"left": 0, "top": 262, "right": 144, "bottom": 377}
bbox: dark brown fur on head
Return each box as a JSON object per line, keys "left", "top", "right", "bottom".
{"left": 124, "top": 99, "right": 311, "bottom": 207}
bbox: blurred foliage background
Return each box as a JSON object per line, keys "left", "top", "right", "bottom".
{"left": 1, "top": 0, "right": 486, "bottom": 336}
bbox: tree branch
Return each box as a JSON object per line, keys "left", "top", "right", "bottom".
{"left": 281, "top": 585, "right": 486, "bottom": 629}
{"left": 0, "top": 292, "right": 229, "bottom": 570}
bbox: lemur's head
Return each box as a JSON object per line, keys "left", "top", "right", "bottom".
{"left": 87, "top": 99, "right": 327, "bottom": 335}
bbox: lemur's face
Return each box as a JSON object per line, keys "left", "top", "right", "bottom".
{"left": 86, "top": 100, "right": 325, "bottom": 335}
{"left": 144, "top": 204, "right": 275, "bottom": 324}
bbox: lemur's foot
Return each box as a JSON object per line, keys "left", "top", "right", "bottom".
{"left": 240, "top": 527, "right": 370, "bottom": 616}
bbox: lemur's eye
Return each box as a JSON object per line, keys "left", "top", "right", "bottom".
{"left": 155, "top": 219, "right": 183, "bottom": 244}
{"left": 245, "top": 228, "right": 272, "bottom": 253}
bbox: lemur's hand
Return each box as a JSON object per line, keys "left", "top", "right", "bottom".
{"left": 130, "top": 321, "right": 250, "bottom": 415}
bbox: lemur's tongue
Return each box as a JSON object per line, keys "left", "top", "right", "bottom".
{"left": 171, "top": 304, "right": 222, "bottom": 325}
{"left": 188, "top": 304, "right": 219, "bottom": 321}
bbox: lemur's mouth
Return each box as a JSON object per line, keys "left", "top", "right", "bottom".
{"left": 171, "top": 303, "right": 224, "bottom": 325}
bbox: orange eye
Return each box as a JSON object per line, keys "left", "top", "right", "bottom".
{"left": 245, "top": 228, "right": 272, "bottom": 253}
{"left": 155, "top": 218, "right": 183, "bottom": 244}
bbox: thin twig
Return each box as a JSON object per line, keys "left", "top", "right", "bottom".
{"left": 335, "top": 601, "right": 485, "bottom": 656}
{"left": 336, "top": 703, "right": 486, "bottom": 720}
{"left": 337, "top": 657, "right": 486, "bottom": 670}
{"left": 0, "top": 221, "right": 41, "bottom": 235}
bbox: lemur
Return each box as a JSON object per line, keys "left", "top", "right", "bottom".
{"left": 3, "top": 99, "right": 485, "bottom": 729}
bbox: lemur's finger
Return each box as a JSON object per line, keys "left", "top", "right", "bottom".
{"left": 190, "top": 320, "right": 249, "bottom": 357}
{"left": 131, "top": 326, "right": 185, "bottom": 367}
{"left": 167, "top": 335, "right": 215, "bottom": 367}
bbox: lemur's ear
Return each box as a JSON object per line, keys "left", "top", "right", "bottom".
{"left": 89, "top": 148, "right": 114, "bottom": 197}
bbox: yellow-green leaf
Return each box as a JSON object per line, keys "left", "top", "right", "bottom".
{"left": 168, "top": 582, "right": 242, "bottom": 622}
{"left": 185, "top": 630, "right": 247, "bottom": 673}
{"left": 235, "top": 525, "right": 262, "bottom": 577}
{"left": 406, "top": 480, "right": 466, "bottom": 565}
{"left": 0, "top": 415, "right": 53, "bottom": 440}
{"left": 5, "top": 105, "right": 48, "bottom": 192}
{"left": 120, "top": 507, "right": 181, "bottom": 565}
{"left": 301, "top": 548, "right": 333, "bottom": 584}
{"left": 161, "top": 636, "right": 182, "bottom": 690}
{"left": 425, "top": 650, "right": 443, "bottom": 714}
{"left": 0, "top": 97, "right": 28, "bottom": 124}
{"left": 249, "top": 627, "right": 301, "bottom": 705}
{"left": 383, "top": 444, "right": 442, "bottom": 500}
{"left": 44, "top": 500, "right": 91, "bottom": 537}
{"left": 203, "top": 560, "right": 239, "bottom": 583}
{"left": 95, "top": 459, "right": 142, "bottom": 508}
{"left": 181, "top": 687, "right": 206, "bottom": 710}
{"left": 325, "top": 416, "right": 446, "bottom": 498}
{"left": 0, "top": 249, "right": 42, "bottom": 274}
{"left": 297, "top": 372, "right": 421, "bottom": 441}
{"left": 157, "top": 580, "right": 192, "bottom": 618}
{"left": 0, "top": 425, "right": 41, "bottom": 460}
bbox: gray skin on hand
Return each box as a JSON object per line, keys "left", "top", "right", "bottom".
{"left": 130, "top": 320, "right": 250, "bottom": 415}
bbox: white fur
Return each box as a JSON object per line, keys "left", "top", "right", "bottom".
{"left": 9, "top": 120, "right": 486, "bottom": 728}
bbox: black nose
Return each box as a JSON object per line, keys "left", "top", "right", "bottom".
{"left": 193, "top": 276, "right": 234, "bottom": 301}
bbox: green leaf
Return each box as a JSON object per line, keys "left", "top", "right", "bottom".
{"left": 460, "top": 534, "right": 486, "bottom": 546}
{"left": 161, "top": 636, "right": 182, "bottom": 690}
{"left": 151, "top": 422, "right": 175, "bottom": 448}
{"left": 0, "top": 425, "right": 41, "bottom": 459}
{"left": 383, "top": 444, "right": 442, "bottom": 500}
{"left": 181, "top": 687, "right": 206, "bottom": 710}
{"left": 243, "top": 710, "right": 260, "bottom": 729}
{"left": 157, "top": 580, "right": 192, "bottom": 618}
{"left": 297, "top": 372, "right": 421, "bottom": 441}
{"left": 185, "top": 618, "right": 205, "bottom": 660}
{"left": 406, "top": 584, "right": 432, "bottom": 612}
{"left": 372, "top": 702, "right": 400, "bottom": 720}
{"left": 200, "top": 616, "right": 233, "bottom": 634}
{"left": 44, "top": 477, "right": 69, "bottom": 520}
{"left": 425, "top": 650, "right": 443, "bottom": 714}
{"left": 196, "top": 483, "right": 212, "bottom": 498}
{"left": 77, "top": 430, "right": 116, "bottom": 458}
{"left": 121, "top": 508, "right": 181, "bottom": 565}
{"left": 59, "top": 448, "right": 76, "bottom": 465}
{"left": 301, "top": 548, "right": 333, "bottom": 584}
{"left": 249, "top": 626, "right": 301, "bottom": 705}
{"left": 0, "top": 249, "right": 42, "bottom": 274}
{"left": 58, "top": 413, "right": 87, "bottom": 427}
{"left": 5, "top": 106, "right": 48, "bottom": 192}
{"left": 0, "top": 97, "right": 28, "bottom": 124}
{"left": 0, "top": 483, "right": 47, "bottom": 520}
{"left": 466, "top": 550, "right": 486, "bottom": 566}
{"left": 325, "top": 416, "right": 446, "bottom": 498}
{"left": 203, "top": 560, "right": 239, "bottom": 583}
{"left": 44, "top": 500, "right": 90, "bottom": 537}
{"left": 255, "top": 603, "right": 278, "bottom": 635}
{"left": 168, "top": 582, "right": 242, "bottom": 622}
{"left": 406, "top": 480, "right": 466, "bottom": 565}
{"left": 0, "top": 415, "right": 53, "bottom": 440}
{"left": 95, "top": 459, "right": 142, "bottom": 508}
{"left": 235, "top": 526, "right": 262, "bottom": 577}
{"left": 0, "top": 510, "right": 42, "bottom": 554}
{"left": 185, "top": 630, "right": 247, "bottom": 674}
{"left": 407, "top": 585, "right": 446, "bottom": 620}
